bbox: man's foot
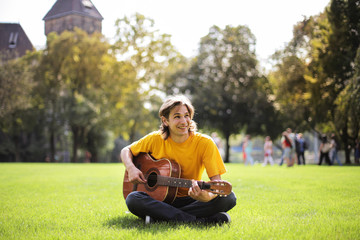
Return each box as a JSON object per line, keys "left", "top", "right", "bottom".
{"left": 203, "top": 212, "right": 231, "bottom": 225}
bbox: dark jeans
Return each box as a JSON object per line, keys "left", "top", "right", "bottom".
{"left": 297, "top": 151, "right": 306, "bottom": 165}
{"left": 126, "top": 191, "right": 237, "bottom": 223}
{"left": 318, "top": 152, "right": 332, "bottom": 165}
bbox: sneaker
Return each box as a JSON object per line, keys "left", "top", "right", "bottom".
{"left": 204, "top": 212, "right": 231, "bottom": 225}
{"left": 145, "top": 215, "right": 152, "bottom": 225}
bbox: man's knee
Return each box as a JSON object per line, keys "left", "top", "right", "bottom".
{"left": 214, "top": 191, "right": 237, "bottom": 212}
{"left": 224, "top": 192, "right": 237, "bottom": 209}
{"left": 126, "top": 191, "right": 149, "bottom": 212}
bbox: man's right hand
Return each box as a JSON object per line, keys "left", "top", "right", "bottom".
{"left": 127, "top": 166, "right": 147, "bottom": 184}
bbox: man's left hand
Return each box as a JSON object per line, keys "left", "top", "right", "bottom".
{"left": 188, "top": 180, "right": 216, "bottom": 202}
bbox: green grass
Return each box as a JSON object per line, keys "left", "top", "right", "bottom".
{"left": 0, "top": 163, "right": 359, "bottom": 240}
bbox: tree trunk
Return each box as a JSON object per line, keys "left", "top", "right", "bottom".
{"left": 341, "top": 125, "right": 352, "bottom": 164}
{"left": 345, "top": 147, "right": 351, "bottom": 165}
{"left": 72, "top": 126, "right": 79, "bottom": 163}
{"left": 13, "top": 135, "right": 21, "bottom": 162}
{"left": 87, "top": 139, "right": 98, "bottom": 163}
{"left": 91, "top": 151, "right": 98, "bottom": 163}
{"left": 129, "top": 120, "right": 137, "bottom": 143}
{"left": 224, "top": 132, "right": 230, "bottom": 163}
{"left": 50, "top": 130, "right": 55, "bottom": 162}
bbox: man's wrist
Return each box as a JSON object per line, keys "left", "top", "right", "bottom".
{"left": 208, "top": 192, "right": 217, "bottom": 201}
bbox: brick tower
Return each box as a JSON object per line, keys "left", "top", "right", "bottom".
{"left": 43, "top": 0, "right": 103, "bottom": 36}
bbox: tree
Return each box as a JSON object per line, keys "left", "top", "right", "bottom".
{"left": 0, "top": 55, "right": 36, "bottom": 118}
{"left": 0, "top": 52, "right": 42, "bottom": 162}
{"left": 167, "top": 25, "right": 277, "bottom": 162}
{"left": 334, "top": 48, "right": 360, "bottom": 164}
{"left": 112, "top": 13, "right": 185, "bottom": 143}
{"left": 269, "top": 0, "right": 359, "bottom": 163}
{"left": 36, "top": 28, "right": 112, "bottom": 162}
{"left": 308, "top": 0, "right": 360, "bottom": 163}
{"left": 269, "top": 54, "right": 310, "bottom": 131}
{"left": 268, "top": 13, "right": 330, "bottom": 133}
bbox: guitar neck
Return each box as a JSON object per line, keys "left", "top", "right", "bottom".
{"left": 154, "top": 175, "right": 209, "bottom": 190}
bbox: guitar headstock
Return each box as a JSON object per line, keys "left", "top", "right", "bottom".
{"left": 204, "top": 180, "right": 232, "bottom": 196}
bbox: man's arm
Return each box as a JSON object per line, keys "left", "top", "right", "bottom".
{"left": 120, "top": 147, "right": 147, "bottom": 184}
{"left": 210, "top": 175, "right": 221, "bottom": 181}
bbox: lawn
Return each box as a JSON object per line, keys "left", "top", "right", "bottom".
{"left": 0, "top": 163, "right": 359, "bottom": 240}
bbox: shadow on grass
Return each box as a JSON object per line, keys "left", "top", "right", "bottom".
{"left": 105, "top": 215, "right": 214, "bottom": 230}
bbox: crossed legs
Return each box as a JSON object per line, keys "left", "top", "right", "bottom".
{"left": 126, "top": 191, "right": 237, "bottom": 223}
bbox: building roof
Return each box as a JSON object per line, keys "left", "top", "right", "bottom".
{"left": 43, "top": 0, "right": 103, "bottom": 21}
{"left": 0, "top": 23, "right": 33, "bottom": 60}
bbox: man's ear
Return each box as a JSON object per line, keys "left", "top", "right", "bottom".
{"left": 161, "top": 116, "right": 168, "bottom": 126}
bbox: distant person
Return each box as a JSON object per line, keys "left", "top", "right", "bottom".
{"left": 244, "top": 135, "right": 254, "bottom": 166}
{"left": 279, "top": 144, "right": 285, "bottom": 166}
{"left": 329, "top": 133, "right": 342, "bottom": 166}
{"left": 242, "top": 140, "right": 247, "bottom": 164}
{"left": 295, "top": 133, "right": 307, "bottom": 165}
{"left": 281, "top": 129, "right": 294, "bottom": 167}
{"left": 279, "top": 151, "right": 284, "bottom": 166}
{"left": 263, "top": 136, "right": 274, "bottom": 166}
{"left": 318, "top": 135, "right": 332, "bottom": 165}
{"left": 211, "top": 132, "right": 225, "bottom": 159}
{"left": 85, "top": 151, "right": 92, "bottom": 163}
{"left": 288, "top": 129, "right": 297, "bottom": 165}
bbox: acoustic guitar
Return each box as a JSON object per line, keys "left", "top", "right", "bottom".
{"left": 123, "top": 152, "right": 232, "bottom": 204}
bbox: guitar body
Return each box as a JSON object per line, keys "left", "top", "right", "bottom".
{"left": 123, "top": 153, "right": 181, "bottom": 203}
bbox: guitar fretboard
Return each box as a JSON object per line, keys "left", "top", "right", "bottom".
{"left": 148, "top": 175, "right": 209, "bottom": 189}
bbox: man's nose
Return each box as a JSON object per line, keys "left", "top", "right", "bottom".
{"left": 179, "top": 116, "right": 187, "bottom": 123}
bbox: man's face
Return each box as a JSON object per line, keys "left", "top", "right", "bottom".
{"left": 163, "top": 104, "right": 191, "bottom": 138}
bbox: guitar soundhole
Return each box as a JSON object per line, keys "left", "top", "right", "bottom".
{"left": 147, "top": 172, "right": 157, "bottom": 187}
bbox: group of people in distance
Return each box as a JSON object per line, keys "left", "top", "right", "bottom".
{"left": 241, "top": 129, "right": 305, "bottom": 167}
{"left": 241, "top": 128, "right": 344, "bottom": 167}
{"left": 318, "top": 133, "right": 342, "bottom": 166}
{"left": 242, "top": 134, "right": 276, "bottom": 166}
{"left": 280, "top": 129, "right": 343, "bottom": 167}
{"left": 280, "top": 128, "right": 304, "bottom": 167}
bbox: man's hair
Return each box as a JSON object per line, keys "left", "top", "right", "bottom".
{"left": 158, "top": 95, "right": 197, "bottom": 140}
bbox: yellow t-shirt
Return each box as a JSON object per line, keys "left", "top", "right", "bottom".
{"left": 130, "top": 131, "right": 226, "bottom": 197}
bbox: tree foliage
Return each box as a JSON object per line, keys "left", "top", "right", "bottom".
{"left": 35, "top": 28, "right": 113, "bottom": 162}
{"left": 112, "top": 13, "right": 186, "bottom": 142}
{"left": 334, "top": 48, "right": 360, "bottom": 163}
{"left": 1, "top": 7, "right": 359, "bottom": 164}
{"left": 270, "top": 0, "right": 360, "bottom": 163}
{"left": 0, "top": 52, "right": 42, "bottom": 162}
{"left": 309, "top": 0, "right": 359, "bottom": 163}
{"left": 167, "top": 25, "right": 277, "bottom": 162}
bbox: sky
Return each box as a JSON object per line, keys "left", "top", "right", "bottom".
{"left": 0, "top": 0, "right": 330, "bottom": 69}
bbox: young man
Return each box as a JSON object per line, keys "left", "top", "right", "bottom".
{"left": 120, "top": 95, "right": 236, "bottom": 225}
